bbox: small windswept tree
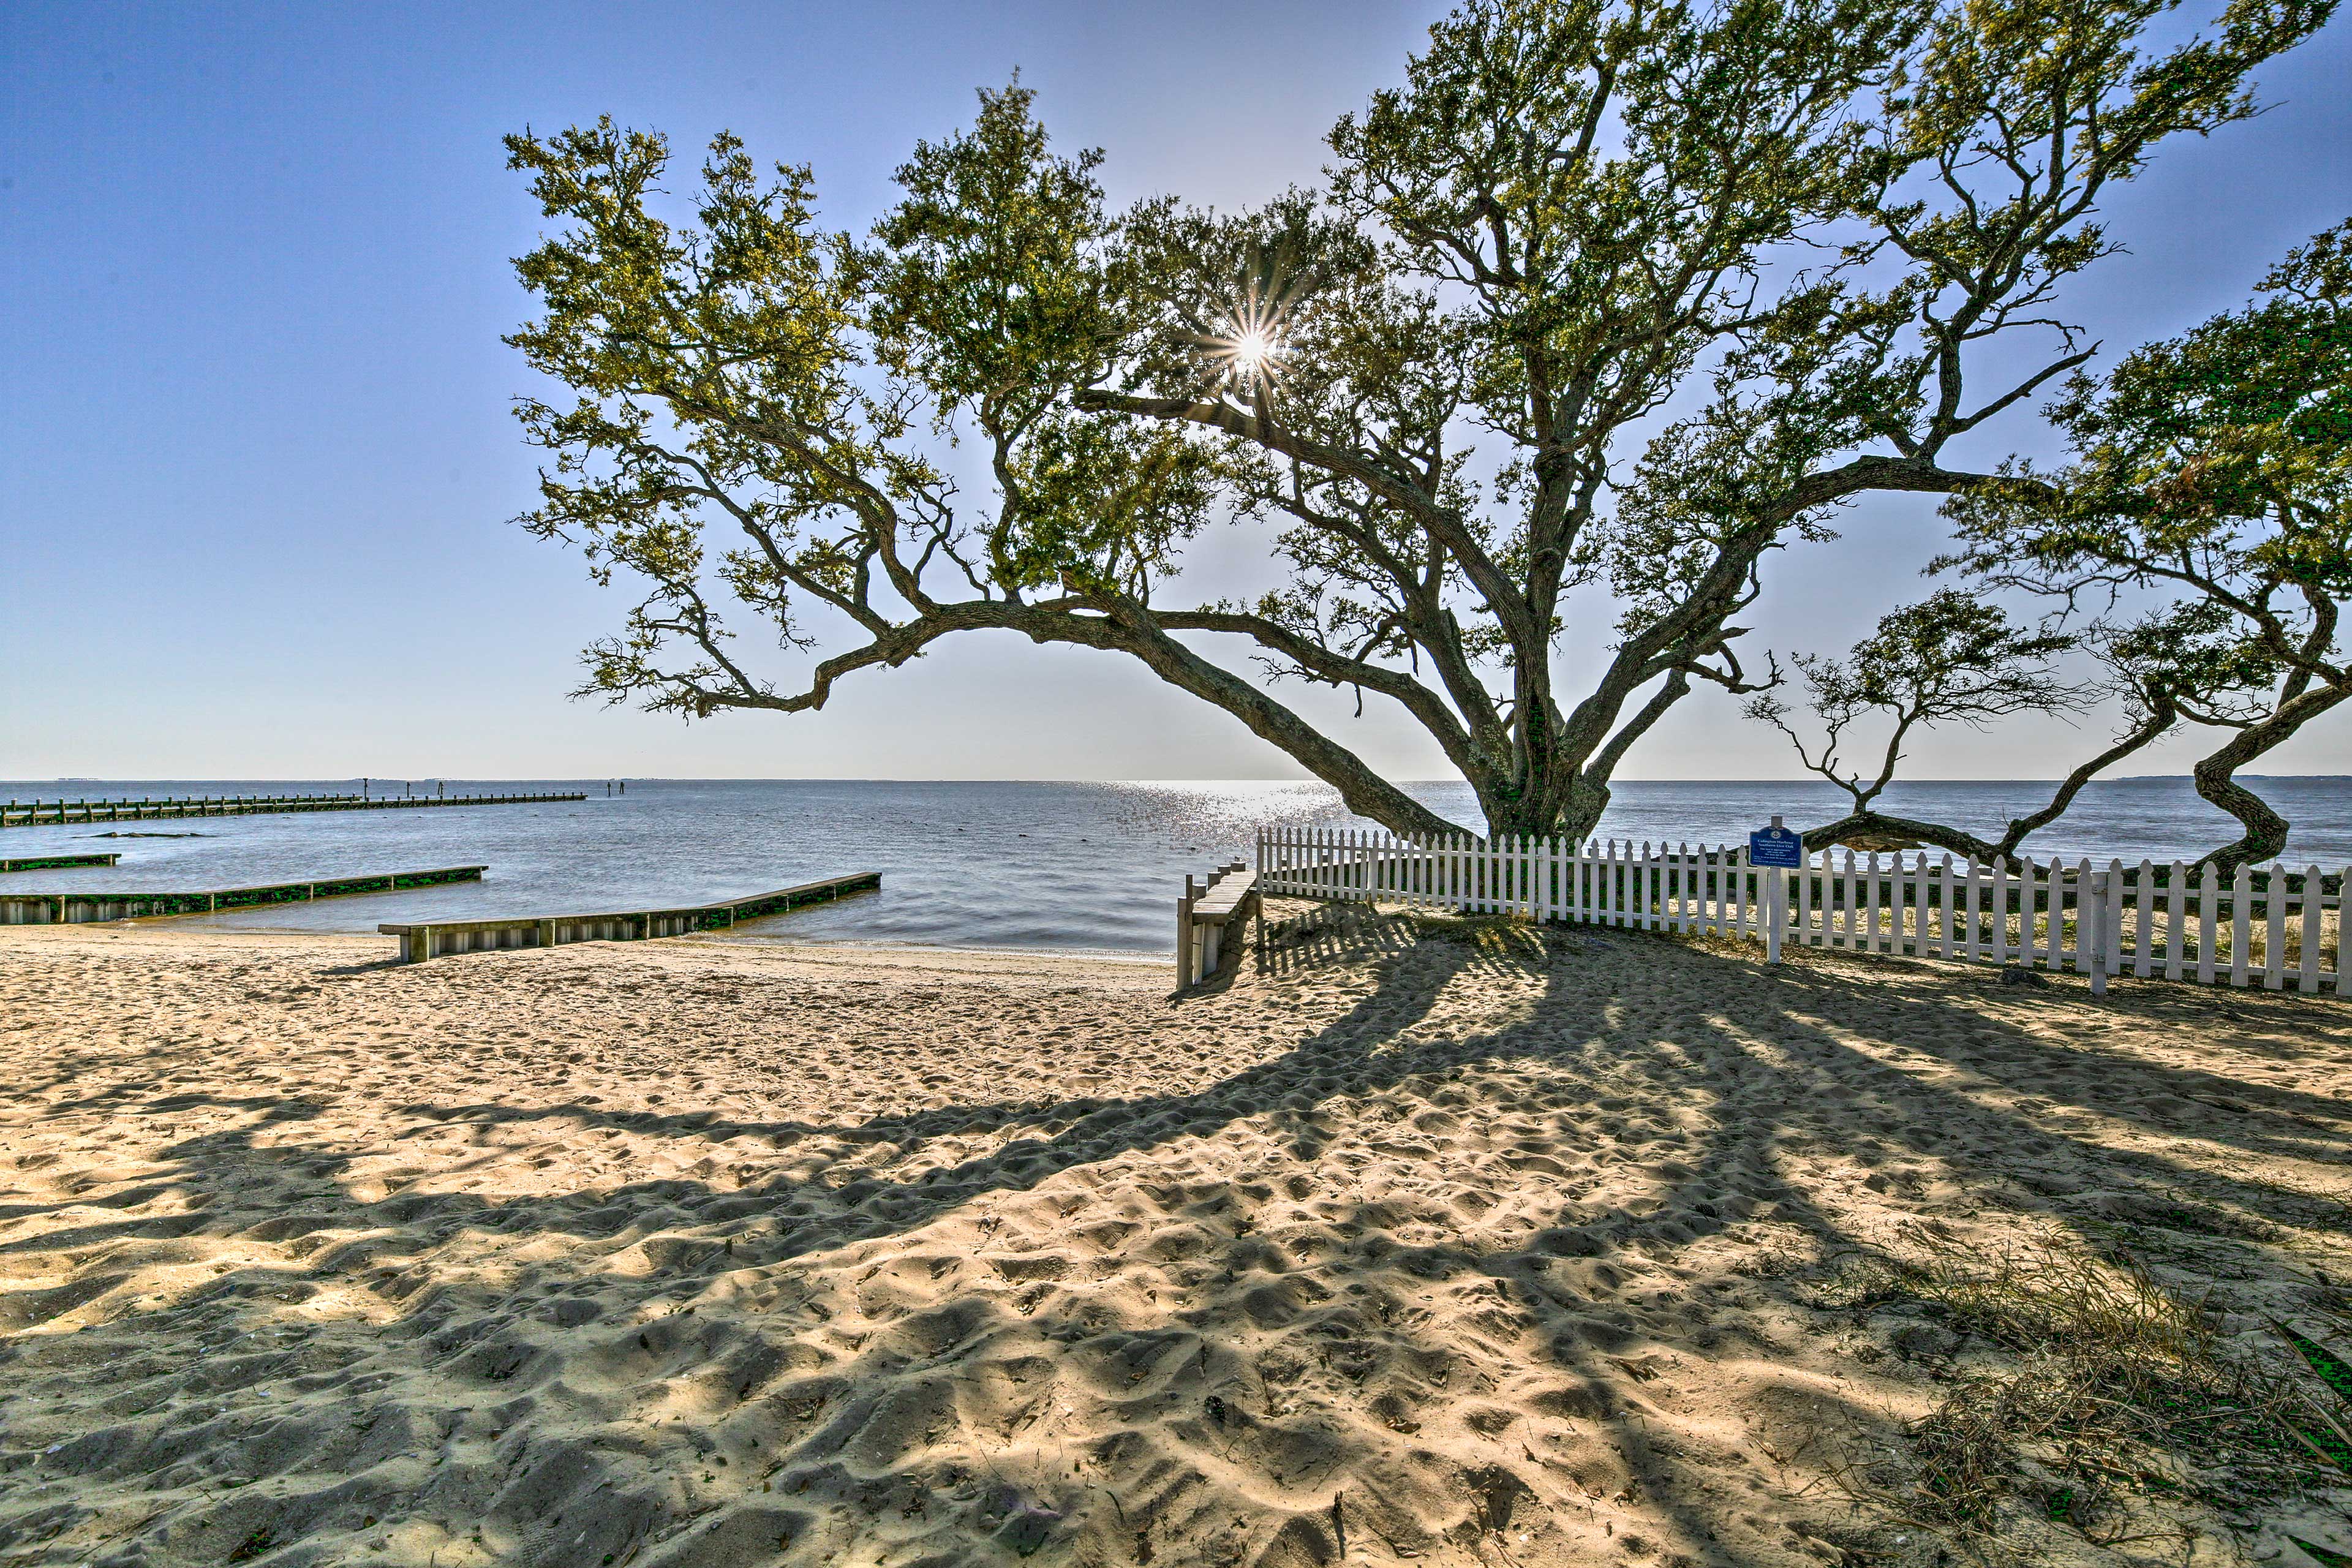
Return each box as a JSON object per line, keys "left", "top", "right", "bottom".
{"left": 505, "top": 0, "right": 2332, "bottom": 841}
{"left": 1746, "top": 592, "right": 2089, "bottom": 853}
{"left": 1939, "top": 220, "right": 2352, "bottom": 870}
{"left": 1782, "top": 219, "right": 2351, "bottom": 870}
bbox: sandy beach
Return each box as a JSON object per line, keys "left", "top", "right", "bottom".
{"left": 2, "top": 907, "right": 2348, "bottom": 1567}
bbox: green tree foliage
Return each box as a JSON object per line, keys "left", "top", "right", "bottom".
{"left": 1928, "top": 219, "right": 2352, "bottom": 869}
{"left": 1747, "top": 592, "right": 2091, "bottom": 854}
{"left": 505, "top": 0, "right": 2332, "bottom": 841}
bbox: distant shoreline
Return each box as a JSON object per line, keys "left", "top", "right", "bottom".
{"left": 15, "top": 774, "right": 2346, "bottom": 786}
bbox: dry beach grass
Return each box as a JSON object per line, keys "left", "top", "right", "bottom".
{"left": 1, "top": 905, "right": 2348, "bottom": 1566}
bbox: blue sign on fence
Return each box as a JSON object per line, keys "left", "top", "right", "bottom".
{"left": 1749, "top": 824, "right": 1804, "bottom": 868}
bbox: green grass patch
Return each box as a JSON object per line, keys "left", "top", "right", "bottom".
{"left": 1822, "top": 1241, "right": 2351, "bottom": 1539}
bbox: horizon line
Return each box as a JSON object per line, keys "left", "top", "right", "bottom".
{"left": 12, "top": 774, "right": 2347, "bottom": 786}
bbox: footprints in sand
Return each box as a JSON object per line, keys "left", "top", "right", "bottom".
{"left": 1, "top": 921, "right": 2346, "bottom": 1564}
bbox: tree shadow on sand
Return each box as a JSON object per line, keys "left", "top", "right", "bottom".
{"left": 3, "top": 905, "right": 2347, "bottom": 1566}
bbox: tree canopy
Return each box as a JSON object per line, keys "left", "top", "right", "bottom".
{"left": 1765, "top": 218, "right": 2351, "bottom": 869}
{"left": 1746, "top": 591, "right": 2084, "bottom": 825}
{"left": 505, "top": 0, "right": 2336, "bottom": 843}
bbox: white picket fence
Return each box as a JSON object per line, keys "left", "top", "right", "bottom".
{"left": 1255, "top": 826, "right": 2346, "bottom": 995}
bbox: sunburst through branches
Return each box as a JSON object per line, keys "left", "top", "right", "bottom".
{"left": 1190, "top": 238, "right": 1316, "bottom": 406}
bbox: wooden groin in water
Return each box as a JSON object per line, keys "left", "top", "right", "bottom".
{"left": 379, "top": 870, "right": 881, "bottom": 962}
{"left": 1, "top": 792, "right": 586, "bottom": 829}
{"left": 1, "top": 866, "right": 486, "bottom": 925}
{"left": 1, "top": 853, "right": 121, "bottom": 873}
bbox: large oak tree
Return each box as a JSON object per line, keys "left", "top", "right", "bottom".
{"left": 505, "top": 0, "right": 2331, "bottom": 841}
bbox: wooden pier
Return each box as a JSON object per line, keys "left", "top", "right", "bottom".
{"left": 1, "top": 853, "right": 121, "bottom": 873}
{"left": 380, "top": 870, "right": 881, "bottom": 962}
{"left": 2, "top": 866, "right": 486, "bottom": 925}
{"left": 1, "top": 791, "right": 586, "bottom": 829}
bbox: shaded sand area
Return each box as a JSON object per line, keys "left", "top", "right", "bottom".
{"left": 2, "top": 906, "right": 2348, "bottom": 1567}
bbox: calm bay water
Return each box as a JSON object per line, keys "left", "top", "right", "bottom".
{"left": 6, "top": 777, "right": 2348, "bottom": 956}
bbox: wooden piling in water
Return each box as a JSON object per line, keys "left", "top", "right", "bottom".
{"left": 1, "top": 853, "right": 122, "bottom": 873}
{"left": 378, "top": 870, "right": 883, "bottom": 962}
{"left": 0, "top": 866, "right": 487, "bottom": 925}
{"left": 1, "top": 792, "right": 587, "bottom": 829}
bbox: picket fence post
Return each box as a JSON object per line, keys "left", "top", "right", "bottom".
{"left": 2297, "top": 865, "right": 2323, "bottom": 994}
{"left": 2083, "top": 863, "right": 2108, "bottom": 997}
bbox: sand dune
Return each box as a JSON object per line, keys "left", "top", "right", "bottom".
{"left": 1, "top": 907, "right": 2346, "bottom": 1566}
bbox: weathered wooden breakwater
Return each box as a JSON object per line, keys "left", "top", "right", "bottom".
{"left": 1, "top": 866, "right": 486, "bottom": 924}
{"left": 1, "top": 853, "right": 121, "bottom": 873}
{"left": 380, "top": 870, "right": 881, "bottom": 962}
{"left": 1, "top": 792, "right": 586, "bottom": 829}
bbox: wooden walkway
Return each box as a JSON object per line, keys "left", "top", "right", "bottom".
{"left": 1, "top": 866, "right": 486, "bottom": 925}
{"left": 380, "top": 871, "right": 881, "bottom": 962}
{"left": 2, "top": 792, "right": 585, "bottom": 829}
{"left": 1, "top": 853, "right": 121, "bottom": 873}
{"left": 1177, "top": 862, "right": 1258, "bottom": 987}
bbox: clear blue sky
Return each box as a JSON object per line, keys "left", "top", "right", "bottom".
{"left": 2, "top": 0, "right": 2346, "bottom": 782}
